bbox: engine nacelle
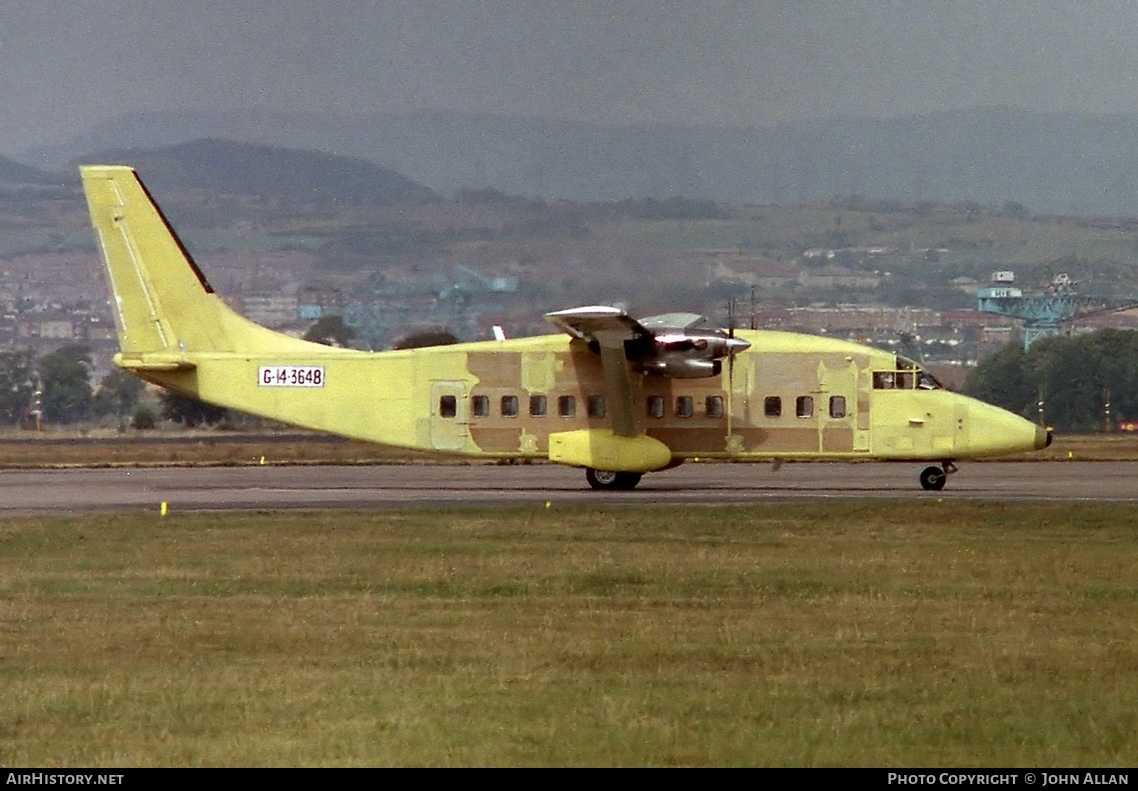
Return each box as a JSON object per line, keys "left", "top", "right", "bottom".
{"left": 637, "top": 358, "right": 722, "bottom": 378}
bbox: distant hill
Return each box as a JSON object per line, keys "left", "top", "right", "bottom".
{"left": 34, "top": 106, "right": 1138, "bottom": 216}
{"left": 72, "top": 138, "right": 439, "bottom": 204}
{"left": 0, "top": 155, "right": 63, "bottom": 185}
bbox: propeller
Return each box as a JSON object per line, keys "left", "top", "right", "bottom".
{"left": 1035, "top": 387, "right": 1054, "bottom": 448}
{"left": 727, "top": 297, "right": 737, "bottom": 443}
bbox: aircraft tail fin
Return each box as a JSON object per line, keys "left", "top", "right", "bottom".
{"left": 80, "top": 165, "right": 312, "bottom": 357}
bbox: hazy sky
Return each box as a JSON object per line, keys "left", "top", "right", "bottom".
{"left": 4, "top": 1, "right": 1138, "bottom": 156}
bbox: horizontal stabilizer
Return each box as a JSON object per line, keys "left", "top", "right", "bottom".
{"left": 115, "top": 353, "right": 197, "bottom": 372}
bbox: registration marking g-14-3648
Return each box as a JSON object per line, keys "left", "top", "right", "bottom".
{"left": 258, "top": 366, "right": 325, "bottom": 387}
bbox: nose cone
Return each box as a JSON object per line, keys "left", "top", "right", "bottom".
{"left": 964, "top": 400, "right": 1049, "bottom": 457}
{"left": 726, "top": 336, "right": 751, "bottom": 355}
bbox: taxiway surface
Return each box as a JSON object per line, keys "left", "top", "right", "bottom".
{"left": 1, "top": 461, "right": 1136, "bottom": 514}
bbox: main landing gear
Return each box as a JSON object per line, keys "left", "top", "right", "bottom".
{"left": 585, "top": 468, "right": 643, "bottom": 490}
{"left": 919, "top": 461, "right": 958, "bottom": 491}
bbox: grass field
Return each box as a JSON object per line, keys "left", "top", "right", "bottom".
{"left": 0, "top": 501, "right": 1135, "bottom": 766}
{"left": 0, "top": 432, "right": 431, "bottom": 469}
{"left": 0, "top": 429, "right": 1137, "bottom": 470}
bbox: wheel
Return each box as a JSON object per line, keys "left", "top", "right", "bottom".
{"left": 585, "top": 468, "right": 643, "bottom": 490}
{"left": 919, "top": 465, "right": 947, "bottom": 491}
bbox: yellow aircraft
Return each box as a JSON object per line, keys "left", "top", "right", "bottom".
{"left": 80, "top": 165, "right": 1051, "bottom": 491}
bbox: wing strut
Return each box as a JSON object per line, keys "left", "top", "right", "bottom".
{"left": 599, "top": 343, "right": 638, "bottom": 437}
{"left": 545, "top": 306, "right": 642, "bottom": 437}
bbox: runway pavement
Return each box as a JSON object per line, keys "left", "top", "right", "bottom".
{"left": 1, "top": 460, "right": 1137, "bottom": 514}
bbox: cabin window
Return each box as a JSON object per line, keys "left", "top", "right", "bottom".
{"left": 917, "top": 371, "right": 943, "bottom": 390}
{"left": 439, "top": 395, "right": 457, "bottom": 419}
{"left": 647, "top": 395, "right": 665, "bottom": 418}
{"left": 471, "top": 395, "right": 490, "bottom": 418}
{"left": 587, "top": 395, "right": 606, "bottom": 418}
{"left": 764, "top": 396, "right": 782, "bottom": 417}
{"left": 706, "top": 395, "right": 724, "bottom": 419}
{"left": 529, "top": 395, "right": 547, "bottom": 417}
{"left": 675, "top": 396, "right": 694, "bottom": 418}
{"left": 896, "top": 357, "right": 918, "bottom": 388}
{"left": 558, "top": 395, "right": 576, "bottom": 417}
{"left": 874, "top": 368, "right": 930, "bottom": 390}
{"left": 501, "top": 395, "right": 519, "bottom": 417}
{"left": 829, "top": 395, "right": 847, "bottom": 418}
{"left": 796, "top": 396, "right": 814, "bottom": 418}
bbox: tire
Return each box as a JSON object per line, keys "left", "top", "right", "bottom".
{"left": 919, "top": 466, "right": 947, "bottom": 491}
{"left": 585, "top": 468, "right": 643, "bottom": 490}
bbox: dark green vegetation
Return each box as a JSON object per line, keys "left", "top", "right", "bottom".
{"left": 302, "top": 314, "right": 357, "bottom": 348}
{"left": 0, "top": 346, "right": 158, "bottom": 428}
{"left": 392, "top": 329, "right": 461, "bottom": 350}
{"left": 965, "top": 329, "right": 1138, "bottom": 431}
{"left": 0, "top": 346, "right": 143, "bottom": 428}
{"left": 0, "top": 350, "right": 37, "bottom": 425}
{"left": 0, "top": 502, "right": 1134, "bottom": 766}
{"left": 38, "top": 345, "right": 102, "bottom": 424}
{"left": 0, "top": 345, "right": 232, "bottom": 430}
{"left": 157, "top": 392, "right": 228, "bottom": 429}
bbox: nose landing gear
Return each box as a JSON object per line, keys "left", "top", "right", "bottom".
{"left": 919, "top": 461, "right": 958, "bottom": 491}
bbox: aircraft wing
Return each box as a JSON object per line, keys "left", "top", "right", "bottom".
{"left": 544, "top": 305, "right": 750, "bottom": 435}
{"left": 544, "top": 305, "right": 649, "bottom": 345}
{"left": 545, "top": 306, "right": 643, "bottom": 437}
{"left": 638, "top": 312, "right": 705, "bottom": 330}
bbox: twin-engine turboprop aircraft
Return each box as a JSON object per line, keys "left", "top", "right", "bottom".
{"left": 80, "top": 165, "right": 1051, "bottom": 490}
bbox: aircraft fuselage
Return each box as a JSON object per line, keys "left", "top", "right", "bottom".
{"left": 137, "top": 329, "right": 1046, "bottom": 466}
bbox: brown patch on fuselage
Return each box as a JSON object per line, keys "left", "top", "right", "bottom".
{"left": 467, "top": 351, "right": 523, "bottom": 389}
{"left": 822, "top": 426, "right": 855, "bottom": 453}
{"left": 467, "top": 347, "right": 606, "bottom": 452}
{"left": 467, "top": 426, "right": 527, "bottom": 453}
{"left": 456, "top": 340, "right": 872, "bottom": 457}
{"left": 748, "top": 426, "right": 819, "bottom": 453}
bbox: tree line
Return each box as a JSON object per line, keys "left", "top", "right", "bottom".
{"left": 0, "top": 344, "right": 226, "bottom": 430}
{"left": 0, "top": 319, "right": 459, "bottom": 431}
{"left": 963, "top": 329, "right": 1138, "bottom": 432}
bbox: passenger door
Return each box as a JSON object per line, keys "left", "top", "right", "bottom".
{"left": 429, "top": 381, "right": 469, "bottom": 451}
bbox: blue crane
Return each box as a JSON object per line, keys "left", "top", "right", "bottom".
{"left": 977, "top": 274, "right": 1138, "bottom": 349}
